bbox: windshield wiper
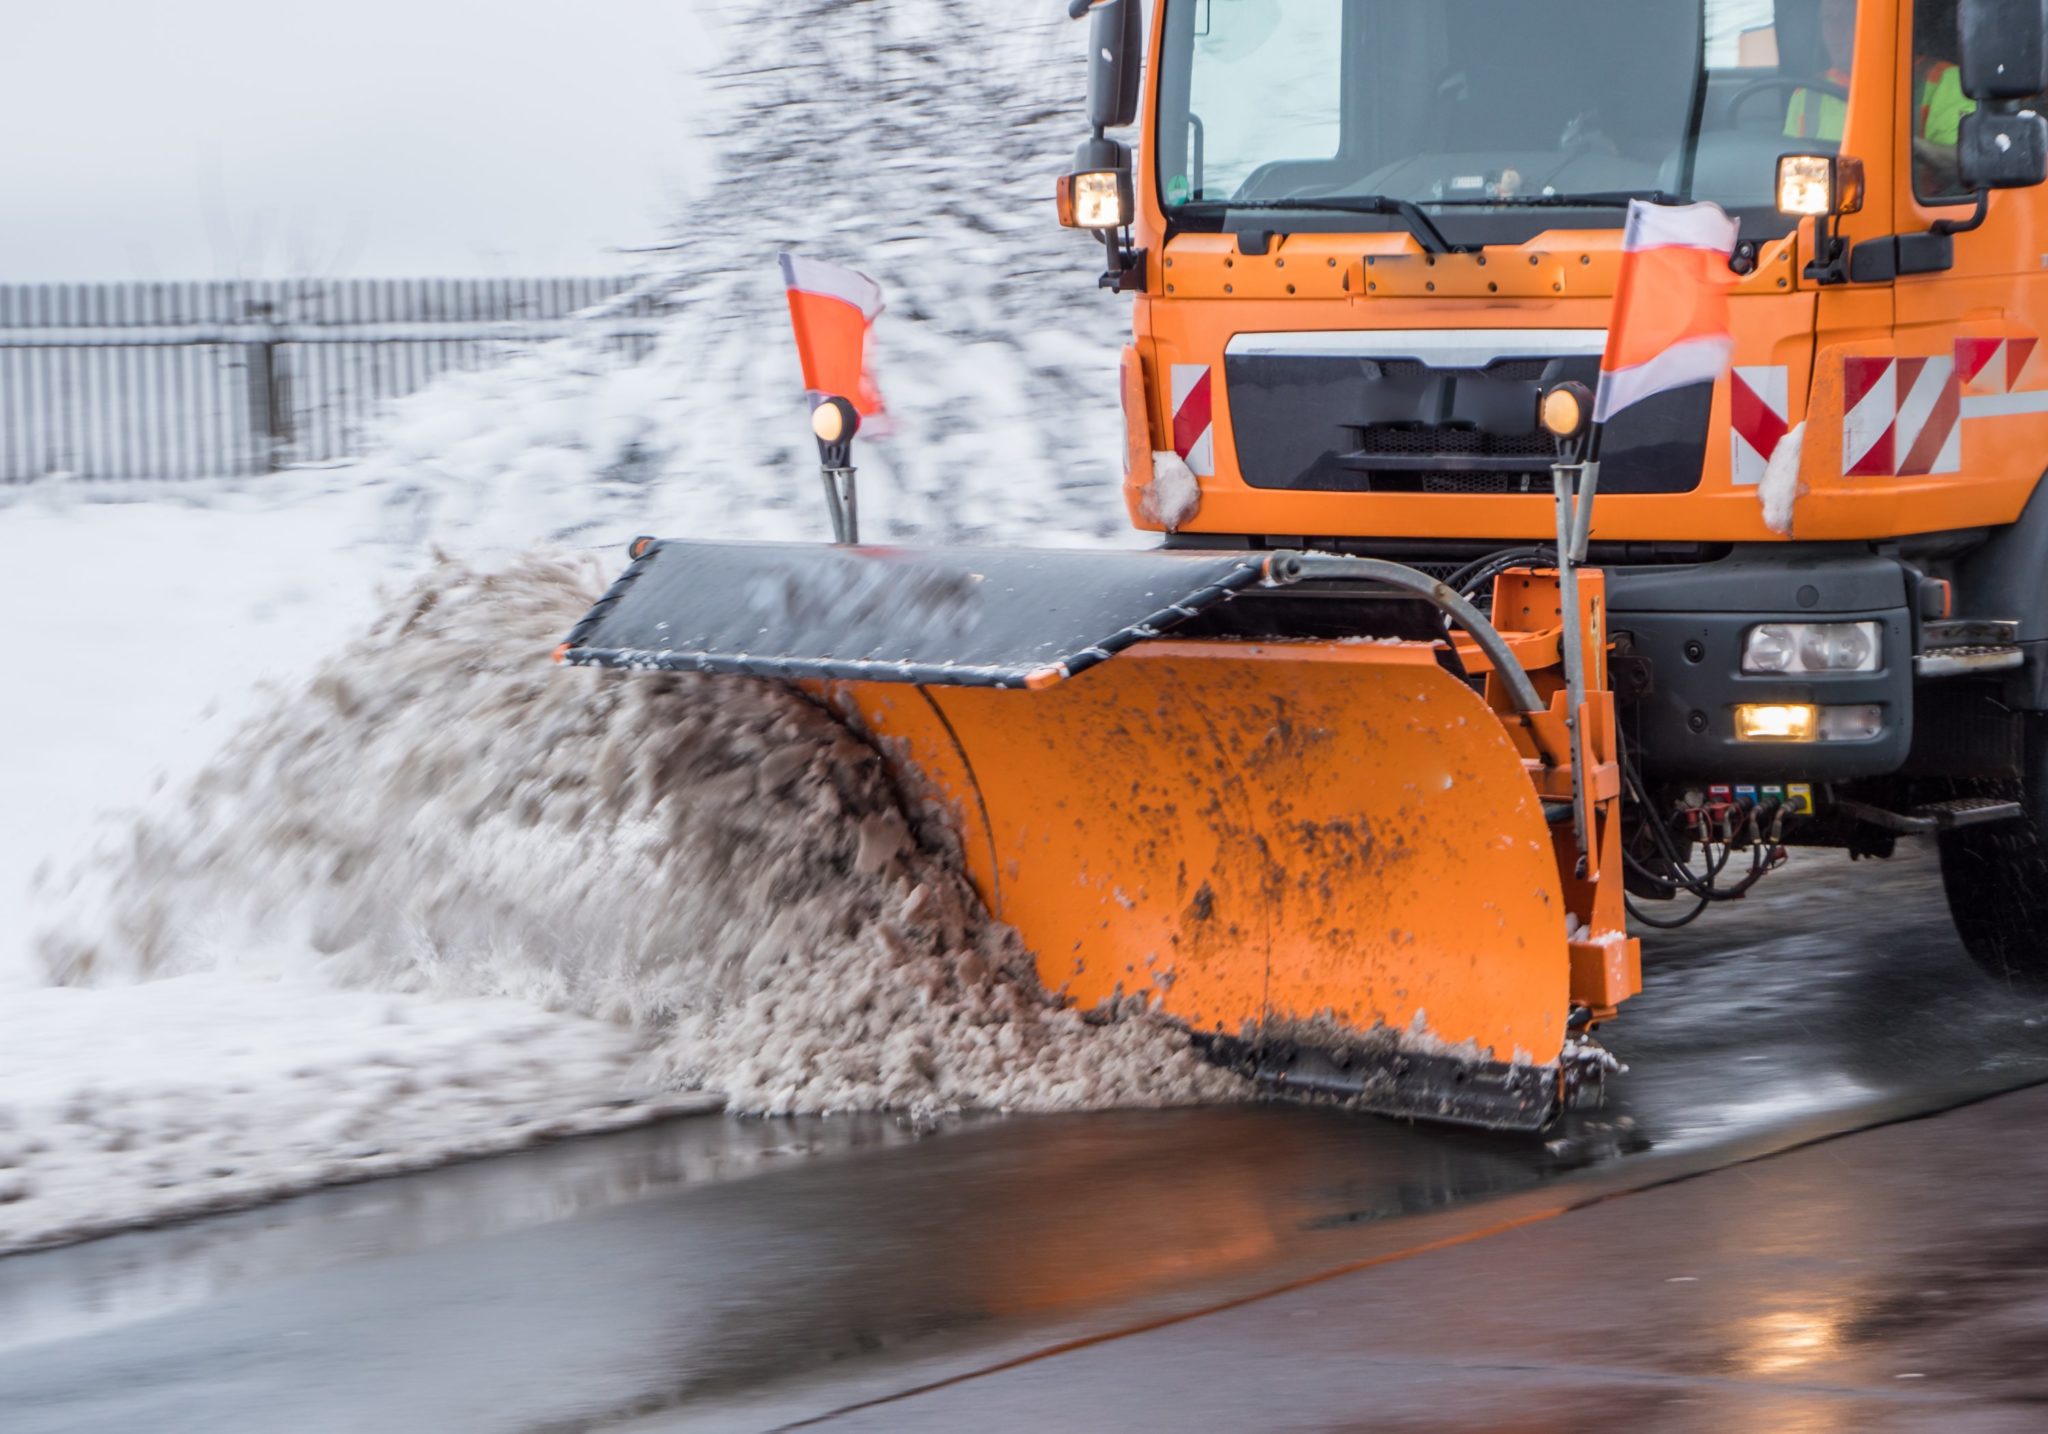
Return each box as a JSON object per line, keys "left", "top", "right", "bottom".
{"left": 1424, "top": 189, "right": 1689, "bottom": 209}
{"left": 1207, "top": 195, "right": 1464, "bottom": 255}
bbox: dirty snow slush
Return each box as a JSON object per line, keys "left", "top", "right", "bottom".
{"left": 19, "top": 552, "right": 1237, "bottom": 1248}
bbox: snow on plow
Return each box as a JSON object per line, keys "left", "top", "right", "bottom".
{"left": 562, "top": 540, "right": 1638, "bottom": 1130}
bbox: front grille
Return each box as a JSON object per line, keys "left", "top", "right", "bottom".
{"left": 1374, "top": 359, "right": 1551, "bottom": 382}
{"left": 1355, "top": 425, "right": 1559, "bottom": 460}
{"left": 1225, "top": 346, "right": 1708, "bottom": 495}
{"left": 1418, "top": 472, "right": 1545, "bottom": 495}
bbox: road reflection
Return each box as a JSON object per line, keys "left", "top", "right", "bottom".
{"left": 7, "top": 850, "right": 2048, "bottom": 1434}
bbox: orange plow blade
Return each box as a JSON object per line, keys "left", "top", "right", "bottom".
{"left": 842, "top": 645, "right": 1570, "bottom": 1126}
{"left": 563, "top": 539, "right": 1604, "bottom": 1129}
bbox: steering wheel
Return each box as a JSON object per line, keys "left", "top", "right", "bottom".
{"left": 1726, "top": 74, "right": 1848, "bottom": 130}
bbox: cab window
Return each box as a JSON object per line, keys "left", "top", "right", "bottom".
{"left": 1911, "top": 0, "right": 1977, "bottom": 203}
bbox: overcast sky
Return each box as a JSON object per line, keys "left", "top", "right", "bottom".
{"left": 1, "top": 0, "right": 717, "bottom": 282}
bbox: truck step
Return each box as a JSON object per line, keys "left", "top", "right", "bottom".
{"left": 1916, "top": 644, "right": 2025, "bottom": 679}
{"left": 1923, "top": 619, "right": 2019, "bottom": 647}
{"left": 1838, "top": 797, "right": 2025, "bottom": 834}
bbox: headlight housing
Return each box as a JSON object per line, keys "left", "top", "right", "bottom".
{"left": 1742, "top": 621, "right": 1881, "bottom": 674}
{"left": 1776, "top": 154, "right": 1865, "bottom": 216}
{"left": 1057, "top": 170, "right": 1133, "bottom": 230}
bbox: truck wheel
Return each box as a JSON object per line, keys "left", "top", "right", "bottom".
{"left": 1937, "top": 718, "right": 2048, "bottom": 986}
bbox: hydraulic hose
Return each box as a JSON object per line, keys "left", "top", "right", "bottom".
{"left": 1263, "top": 552, "right": 1547, "bottom": 717}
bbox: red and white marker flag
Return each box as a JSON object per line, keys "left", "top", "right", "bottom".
{"left": 779, "top": 253, "right": 888, "bottom": 429}
{"left": 1593, "top": 200, "right": 1742, "bottom": 425}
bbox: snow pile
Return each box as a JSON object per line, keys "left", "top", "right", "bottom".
{"left": 1759, "top": 421, "right": 1806, "bottom": 536}
{"left": 0, "top": 975, "right": 715, "bottom": 1255}
{"left": 5, "top": 1, "right": 1174, "bottom": 1252}
{"left": 358, "top": 0, "right": 1134, "bottom": 554}
{"left": 0, "top": 484, "right": 731, "bottom": 1254}
{"left": 0, "top": 477, "right": 395, "bottom": 986}
{"left": 1141, "top": 452, "right": 1203, "bottom": 532}
{"left": 35, "top": 554, "right": 1238, "bottom": 1122}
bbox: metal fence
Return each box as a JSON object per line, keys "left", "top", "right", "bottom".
{"left": 0, "top": 278, "right": 669, "bottom": 481}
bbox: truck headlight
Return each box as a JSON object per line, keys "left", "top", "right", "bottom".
{"left": 1742, "top": 621, "right": 1881, "bottom": 674}
{"left": 1744, "top": 624, "right": 1799, "bottom": 673}
{"left": 1799, "top": 623, "right": 1877, "bottom": 672}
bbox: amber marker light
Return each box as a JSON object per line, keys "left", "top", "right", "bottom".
{"left": 812, "top": 401, "right": 849, "bottom": 444}
{"left": 1539, "top": 382, "right": 1593, "bottom": 441}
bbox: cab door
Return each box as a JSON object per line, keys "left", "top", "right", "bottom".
{"left": 1882, "top": 0, "right": 2048, "bottom": 531}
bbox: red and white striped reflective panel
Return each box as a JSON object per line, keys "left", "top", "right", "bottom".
{"left": 1957, "top": 336, "right": 2040, "bottom": 395}
{"left": 1730, "top": 365, "right": 1790, "bottom": 487}
{"left": 1842, "top": 355, "right": 1960, "bottom": 478}
{"left": 1171, "top": 364, "right": 1215, "bottom": 476}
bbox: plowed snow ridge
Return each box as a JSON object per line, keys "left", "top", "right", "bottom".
{"left": 39, "top": 553, "right": 1239, "bottom": 1119}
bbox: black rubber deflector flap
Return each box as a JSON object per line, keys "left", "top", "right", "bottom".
{"left": 561, "top": 540, "right": 1267, "bottom": 689}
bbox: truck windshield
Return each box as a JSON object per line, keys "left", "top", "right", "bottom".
{"left": 1156, "top": 0, "right": 1838, "bottom": 232}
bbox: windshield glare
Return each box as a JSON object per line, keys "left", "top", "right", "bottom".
{"left": 1156, "top": 0, "right": 1836, "bottom": 224}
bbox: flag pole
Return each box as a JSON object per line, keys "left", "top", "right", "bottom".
{"left": 1550, "top": 195, "right": 1739, "bottom": 868}
{"left": 779, "top": 252, "right": 885, "bottom": 546}
{"left": 1551, "top": 424, "right": 1595, "bottom": 867}
{"left": 811, "top": 396, "right": 861, "bottom": 545}
{"left": 1569, "top": 422, "right": 1604, "bottom": 565}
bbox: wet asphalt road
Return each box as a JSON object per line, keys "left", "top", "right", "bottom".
{"left": 4, "top": 845, "right": 2048, "bottom": 1432}
{"left": 814, "top": 1081, "right": 2048, "bottom": 1434}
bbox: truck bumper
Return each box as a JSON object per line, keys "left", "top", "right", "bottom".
{"left": 1607, "top": 547, "right": 1915, "bottom": 783}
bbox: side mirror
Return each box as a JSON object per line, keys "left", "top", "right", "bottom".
{"left": 1960, "top": 0, "right": 2048, "bottom": 101}
{"left": 1086, "top": 0, "right": 1146, "bottom": 132}
{"left": 1959, "top": 109, "right": 2048, "bottom": 188}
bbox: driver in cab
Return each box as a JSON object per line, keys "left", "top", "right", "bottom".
{"left": 1783, "top": 0, "right": 1854, "bottom": 139}
{"left": 1784, "top": 0, "right": 1974, "bottom": 188}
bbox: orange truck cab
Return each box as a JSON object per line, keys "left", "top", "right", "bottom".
{"left": 1064, "top": 0, "right": 2048, "bottom": 976}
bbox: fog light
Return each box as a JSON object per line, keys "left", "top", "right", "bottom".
{"left": 1818, "top": 704, "right": 1884, "bottom": 741}
{"left": 1735, "top": 703, "right": 1819, "bottom": 742}
{"left": 1742, "top": 621, "right": 1881, "bottom": 674}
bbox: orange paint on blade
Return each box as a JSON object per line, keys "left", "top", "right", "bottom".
{"left": 839, "top": 643, "right": 1571, "bottom": 1067}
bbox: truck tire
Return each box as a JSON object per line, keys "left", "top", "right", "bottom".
{"left": 1937, "top": 718, "right": 2048, "bottom": 987}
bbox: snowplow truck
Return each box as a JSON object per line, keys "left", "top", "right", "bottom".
{"left": 563, "top": 0, "right": 2048, "bottom": 1130}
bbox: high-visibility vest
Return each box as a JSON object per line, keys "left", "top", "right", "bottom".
{"left": 1784, "top": 62, "right": 1977, "bottom": 145}
{"left": 1785, "top": 68, "right": 1852, "bottom": 142}
{"left": 1917, "top": 58, "right": 1975, "bottom": 146}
